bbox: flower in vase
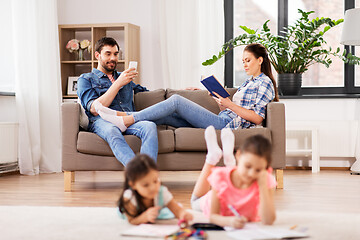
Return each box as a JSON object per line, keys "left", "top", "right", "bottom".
{"left": 66, "top": 39, "right": 80, "bottom": 53}
{"left": 80, "top": 39, "right": 91, "bottom": 50}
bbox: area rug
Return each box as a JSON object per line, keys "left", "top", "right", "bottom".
{"left": 1, "top": 206, "right": 359, "bottom": 239}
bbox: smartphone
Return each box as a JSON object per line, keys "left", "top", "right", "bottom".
{"left": 191, "top": 223, "right": 225, "bottom": 231}
{"left": 129, "top": 61, "right": 138, "bottom": 71}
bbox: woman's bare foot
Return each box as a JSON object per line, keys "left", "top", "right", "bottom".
{"left": 122, "top": 115, "right": 135, "bottom": 127}
{"left": 116, "top": 111, "right": 127, "bottom": 117}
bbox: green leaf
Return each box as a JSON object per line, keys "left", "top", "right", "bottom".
{"left": 202, "top": 8, "right": 360, "bottom": 69}
{"left": 239, "top": 25, "right": 255, "bottom": 34}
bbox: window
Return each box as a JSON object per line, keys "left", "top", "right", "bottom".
{"left": 0, "top": 1, "right": 15, "bottom": 93}
{"left": 289, "top": 0, "right": 344, "bottom": 87}
{"left": 233, "top": 0, "right": 278, "bottom": 87}
{"left": 225, "top": 0, "right": 360, "bottom": 96}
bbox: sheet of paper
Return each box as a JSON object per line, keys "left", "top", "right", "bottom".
{"left": 121, "top": 224, "right": 179, "bottom": 237}
{"left": 226, "top": 226, "right": 308, "bottom": 240}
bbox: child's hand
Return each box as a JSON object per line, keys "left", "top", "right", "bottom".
{"left": 180, "top": 210, "right": 194, "bottom": 222}
{"left": 145, "top": 206, "right": 160, "bottom": 223}
{"left": 229, "top": 216, "right": 247, "bottom": 229}
{"left": 257, "top": 169, "right": 268, "bottom": 188}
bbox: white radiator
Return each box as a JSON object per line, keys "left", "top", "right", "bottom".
{"left": 0, "top": 122, "right": 19, "bottom": 164}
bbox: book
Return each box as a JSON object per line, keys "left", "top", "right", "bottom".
{"left": 226, "top": 224, "right": 308, "bottom": 240}
{"left": 200, "top": 75, "right": 230, "bottom": 98}
{"left": 121, "top": 224, "right": 180, "bottom": 238}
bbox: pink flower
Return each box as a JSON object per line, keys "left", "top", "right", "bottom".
{"left": 66, "top": 39, "right": 80, "bottom": 53}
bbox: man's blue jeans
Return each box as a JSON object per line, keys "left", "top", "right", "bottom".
{"left": 89, "top": 118, "right": 158, "bottom": 166}
{"left": 132, "top": 94, "right": 233, "bottom": 129}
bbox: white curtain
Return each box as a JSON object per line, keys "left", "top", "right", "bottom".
{"left": 353, "top": 99, "right": 360, "bottom": 173}
{"left": 12, "top": 0, "right": 62, "bottom": 175}
{"left": 157, "top": 0, "right": 224, "bottom": 89}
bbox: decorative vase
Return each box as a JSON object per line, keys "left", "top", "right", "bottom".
{"left": 77, "top": 49, "right": 85, "bottom": 61}
{"left": 278, "top": 73, "right": 302, "bottom": 96}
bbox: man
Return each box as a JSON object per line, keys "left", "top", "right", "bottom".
{"left": 77, "top": 37, "right": 158, "bottom": 166}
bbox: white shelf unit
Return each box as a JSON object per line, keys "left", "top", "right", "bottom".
{"left": 286, "top": 122, "right": 320, "bottom": 173}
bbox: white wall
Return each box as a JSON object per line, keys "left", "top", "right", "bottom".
{"left": 0, "top": 96, "right": 17, "bottom": 122}
{"left": 0, "top": 1, "right": 357, "bottom": 168}
{"left": 57, "top": 0, "right": 164, "bottom": 90}
{"left": 282, "top": 98, "right": 360, "bottom": 168}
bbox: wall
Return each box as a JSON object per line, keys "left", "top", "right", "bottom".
{"left": 1, "top": 1, "right": 357, "bottom": 168}
{"left": 282, "top": 98, "right": 360, "bottom": 168}
{"left": 0, "top": 96, "right": 17, "bottom": 122}
{"left": 57, "top": 0, "right": 164, "bottom": 90}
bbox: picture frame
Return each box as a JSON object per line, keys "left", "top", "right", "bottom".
{"left": 67, "top": 76, "right": 78, "bottom": 95}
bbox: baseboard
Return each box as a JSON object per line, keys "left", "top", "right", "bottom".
{"left": 285, "top": 166, "right": 350, "bottom": 171}
{"left": 0, "top": 170, "right": 20, "bottom": 176}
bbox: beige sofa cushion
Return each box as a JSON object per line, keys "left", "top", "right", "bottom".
{"left": 175, "top": 127, "right": 272, "bottom": 151}
{"left": 77, "top": 129, "right": 175, "bottom": 156}
{"left": 134, "top": 89, "right": 166, "bottom": 111}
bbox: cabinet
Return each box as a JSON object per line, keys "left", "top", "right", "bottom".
{"left": 58, "top": 23, "right": 140, "bottom": 99}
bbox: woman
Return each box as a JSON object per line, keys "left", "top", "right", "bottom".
{"left": 94, "top": 43, "right": 279, "bottom": 132}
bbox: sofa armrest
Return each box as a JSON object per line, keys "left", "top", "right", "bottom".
{"left": 266, "top": 102, "right": 286, "bottom": 169}
{"left": 61, "top": 102, "right": 81, "bottom": 169}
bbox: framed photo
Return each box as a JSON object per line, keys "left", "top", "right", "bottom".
{"left": 67, "top": 76, "right": 78, "bottom": 95}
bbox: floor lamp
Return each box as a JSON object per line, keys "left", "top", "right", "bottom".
{"left": 341, "top": 8, "right": 360, "bottom": 174}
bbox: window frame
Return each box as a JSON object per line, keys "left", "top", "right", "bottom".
{"left": 224, "top": 0, "right": 360, "bottom": 97}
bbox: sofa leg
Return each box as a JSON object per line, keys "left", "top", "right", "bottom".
{"left": 275, "top": 169, "right": 283, "bottom": 189}
{"left": 71, "top": 171, "right": 75, "bottom": 182}
{"left": 64, "top": 171, "right": 74, "bottom": 192}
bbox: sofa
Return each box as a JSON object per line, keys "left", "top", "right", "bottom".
{"left": 61, "top": 88, "right": 285, "bottom": 191}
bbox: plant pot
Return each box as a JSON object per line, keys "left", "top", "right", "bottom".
{"left": 278, "top": 73, "right": 302, "bottom": 96}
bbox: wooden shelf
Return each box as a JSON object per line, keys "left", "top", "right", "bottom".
{"left": 61, "top": 60, "right": 125, "bottom": 64}
{"left": 58, "top": 23, "right": 140, "bottom": 99}
{"left": 61, "top": 61, "right": 92, "bottom": 64}
{"left": 63, "top": 95, "right": 78, "bottom": 99}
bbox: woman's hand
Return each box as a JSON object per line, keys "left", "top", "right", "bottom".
{"left": 144, "top": 206, "right": 160, "bottom": 223}
{"left": 212, "top": 92, "right": 233, "bottom": 109}
{"left": 228, "top": 216, "right": 248, "bottom": 229}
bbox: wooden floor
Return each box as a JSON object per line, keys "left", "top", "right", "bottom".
{"left": 0, "top": 170, "right": 360, "bottom": 214}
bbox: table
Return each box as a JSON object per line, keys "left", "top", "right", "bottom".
{"left": 286, "top": 123, "right": 320, "bottom": 173}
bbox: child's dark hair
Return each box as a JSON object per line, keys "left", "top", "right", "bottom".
{"left": 244, "top": 43, "right": 279, "bottom": 102}
{"left": 239, "top": 135, "right": 272, "bottom": 168}
{"left": 118, "top": 154, "right": 158, "bottom": 217}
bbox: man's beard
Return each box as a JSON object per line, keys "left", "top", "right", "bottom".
{"left": 100, "top": 60, "right": 117, "bottom": 73}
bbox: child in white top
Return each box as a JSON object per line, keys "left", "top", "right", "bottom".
{"left": 118, "top": 154, "right": 193, "bottom": 225}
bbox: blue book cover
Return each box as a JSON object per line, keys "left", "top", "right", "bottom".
{"left": 201, "top": 75, "right": 230, "bottom": 98}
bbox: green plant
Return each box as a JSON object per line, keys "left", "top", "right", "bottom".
{"left": 203, "top": 9, "right": 360, "bottom": 74}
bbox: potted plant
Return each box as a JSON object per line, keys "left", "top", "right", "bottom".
{"left": 203, "top": 9, "right": 360, "bottom": 95}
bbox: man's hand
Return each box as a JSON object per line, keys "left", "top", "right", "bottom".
{"left": 184, "top": 87, "right": 201, "bottom": 91}
{"left": 115, "top": 68, "right": 138, "bottom": 87}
